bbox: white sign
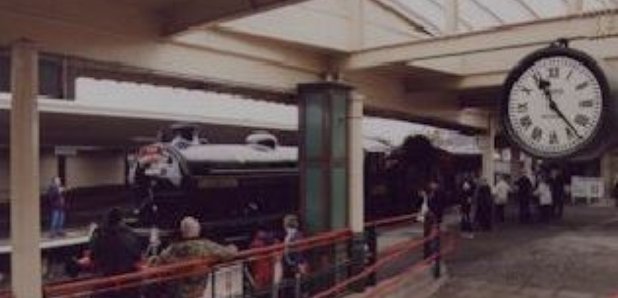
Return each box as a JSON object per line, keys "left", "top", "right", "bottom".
{"left": 571, "top": 176, "right": 604, "bottom": 198}
{"left": 54, "top": 146, "right": 77, "bottom": 156}
{"left": 203, "top": 264, "right": 244, "bottom": 298}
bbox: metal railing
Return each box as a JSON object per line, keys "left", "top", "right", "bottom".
{"left": 0, "top": 211, "right": 454, "bottom": 298}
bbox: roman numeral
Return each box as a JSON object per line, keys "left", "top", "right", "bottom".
{"left": 518, "top": 85, "right": 532, "bottom": 95}
{"left": 566, "top": 127, "right": 575, "bottom": 141}
{"left": 567, "top": 70, "right": 574, "bottom": 80}
{"left": 520, "top": 116, "right": 532, "bottom": 130}
{"left": 576, "top": 82, "right": 589, "bottom": 91}
{"left": 517, "top": 103, "right": 528, "bottom": 113}
{"left": 579, "top": 100, "right": 594, "bottom": 108}
{"left": 549, "top": 131, "right": 559, "bottom": 145}
{"left": 549, "top": 67, "right": 559, "bottom": 78}
{"left": 532, "top": 127, "right": 543, "bottom": 142}
{"left": 574, "top": 114, "right": 590, "bottom": 127}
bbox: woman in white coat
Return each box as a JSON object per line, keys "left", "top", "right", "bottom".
{"left": 534, "top": 175, "right": 553, "bottom": 223}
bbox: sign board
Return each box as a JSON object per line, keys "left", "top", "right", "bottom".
{"left": 202, "top": 264, "right": 244, "bottom": 298}
{"left": 54, "top": 146, "right": 77, "bottom": 156}
{"left": 571, "top": 176, "right": 604, "bottom": 199}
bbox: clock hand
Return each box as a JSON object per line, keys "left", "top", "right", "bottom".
{"left": 546, "top": 95, "right": 583, "bottom": 139}
{"left": 534, "top": 76, "right": 583, "bottom": 139}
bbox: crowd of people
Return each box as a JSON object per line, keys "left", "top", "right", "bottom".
{"left": 77, "top": 208, "right": 307, "bottom": 298}
{"left": 457, "top": 168, "right": 568, "bottom": 237}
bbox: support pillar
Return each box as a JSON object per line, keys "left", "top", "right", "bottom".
{"left": 298, "top": 82, "right": 352, "bottom": 234}
{"left": 480, "top": 114, "right": 496, "bottom": 185}
{"left": 347, "top": 93, "right": 365, "bottom": 291}
{"left": 10, "top": 41, "right": 42, "bottom": 298}
{"left": 298, "top": 82, "right": 363, "bottom": 292}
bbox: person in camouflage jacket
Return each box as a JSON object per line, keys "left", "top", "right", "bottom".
{"left": 154, "top": 217, "right": 237, "bottom": 298}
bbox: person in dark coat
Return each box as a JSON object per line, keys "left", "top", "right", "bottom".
{"left": 474, "top": 178, "right": 493, "bottom": 231}
{"left": 612, "top": 175, "right": 618, "bottom": 208}
{"left": 428, "top": 181, "right": 446, "bottom": 224}
{"left": 515, "top": 174, "right": 533, "bottom": 224}
{"left": 89, "top": 208, "right": 142, "bottom": 298}
{"left": 549, "top": 169, "right": 566, "bottom": 219}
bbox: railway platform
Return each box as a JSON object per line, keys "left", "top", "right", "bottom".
{"left": 432, "top": 205, "right": 618, "bottom": 298}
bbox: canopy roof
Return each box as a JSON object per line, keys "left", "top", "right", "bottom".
{"left": 387, "top": 0, "right": 617, "bottom": 35}
{"left": 201, "top": 0, "right": 618, "bottom": 52}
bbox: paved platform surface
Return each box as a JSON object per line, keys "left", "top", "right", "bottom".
{"left": 432, "top": 206, "right": 618, "bottom": 298}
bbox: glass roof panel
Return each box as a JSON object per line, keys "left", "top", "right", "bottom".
{"left": 476, "top": 0, "right": 534, "bottom": 23}
{"left": 396, "top": 0, "right": 446, "bottom": 32}
{"left": 459, "top": 0, "right": 502, "bottom": 30}
{"left": 583, "top": 0, "right": 615, "bottom": 11}
{"left": 390, "top": 0, "right": 616, "bottom": 36}
{"left": 518, "top": 0, "right": 566, "bottom": 18}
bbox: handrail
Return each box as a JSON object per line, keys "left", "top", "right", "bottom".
{"left": 43, "top": 228, "right": 352, "bottom": 297}
{"left": 364, "top": 231, "right": 457, "bottom": 298}
{"left": 312, "top": 226, "right": 440, "bottom": 298}
{"left": 365, "top": 213, "right": 419, "bottom": 229}
{"left": 43, "top": 211, "right": 427, "bottom": 297}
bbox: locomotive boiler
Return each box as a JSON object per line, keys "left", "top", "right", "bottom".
{"left": 128, "top": 124, "right": 475, "bottom": 235}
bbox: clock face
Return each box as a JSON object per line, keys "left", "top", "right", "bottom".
{"left": 503, "top": 48, "right": 609, "bottom": 159}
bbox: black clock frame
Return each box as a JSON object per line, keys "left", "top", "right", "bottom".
{"left": 501, "top": 43, "right": 612, "bottom": 160}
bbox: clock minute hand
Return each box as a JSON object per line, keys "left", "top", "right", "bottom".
{"left": 546, "top": 95, "right": 583, "bottom": 139}
{"left": 534, "top": 76, "right": 583, "bottom": 139}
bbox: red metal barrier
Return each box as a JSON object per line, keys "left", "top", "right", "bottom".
{"left": 364, "top": 231, "right": 457, "bottom": 298}
{"left": 365, "top": 213, "right": 419, "bottom": 230}
{"left": 42, "top": 212, "right": 437, "bottom": 298}
{"left": 43, "top": 228, "right": 352, "bottom": 297}
{"left": 312, "top": 226, "right": 442, "bottom": 298}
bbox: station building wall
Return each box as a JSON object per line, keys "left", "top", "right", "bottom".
{"left": 0, "top": 149, "right": 58, "bottom": 203}
{"left": 0, "top": 149, "right": 126, "bottom": 202}
{"left": 65, "top": 151, "right": 125, "bottom": 188}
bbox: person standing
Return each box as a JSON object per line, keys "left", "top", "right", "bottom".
{"left": 534, "top": 176, "right": 553, "bottom": 223}
{"left": 493, "top": 176, "right": 511, "bottom": 223}
{"left": 459, "top": 176, "right": 475, "bottom": 236}
{"left": 474, "top": 178, "right": 493, "bottom": 231}
{"left": 281, "top": 214, "right": 308, "bottom": 298}
{"left": 47, "top": 176, "right": 66, "bottom": 237}
{"left": 89, "top": 208, "right": 142, "bottom": 298}
{"left": 515, "top": 173, "right": 533, "bottom": 224}
{"left": 154, "top": 216, "right": 237, "bottom": 298}
{"left": 612, "top": 175, "right": 618, "bottom": 208}
{"left": 549, "top": 169, "right": 566, "bottom": 219}
{"left": 248, "top": 229, "right": 278, "bottom": 295}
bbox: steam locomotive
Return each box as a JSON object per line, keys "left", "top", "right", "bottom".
{"left": 128, "top": 124, "right": 478, "bottom": 235}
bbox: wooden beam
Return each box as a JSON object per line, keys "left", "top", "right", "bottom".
{"left": 161, "top": 0, "right": 311, "bottom": 36}
{"left": 0, "top": 8, "right": 324, "bottom": 94}
{"left": 344, "top": 11, "right": 618, "bottom": 70}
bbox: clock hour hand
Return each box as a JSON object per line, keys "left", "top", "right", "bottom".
{"left": 534, "top": 74, "right": 583, "bottom": 139}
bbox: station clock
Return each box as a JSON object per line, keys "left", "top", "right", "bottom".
{"left": 501, "top": 40, "right": 614, "bottom": 159}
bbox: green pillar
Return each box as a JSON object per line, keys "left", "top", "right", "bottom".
{"left": 298, "top": 82, "right": 351, "bottom": 234}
